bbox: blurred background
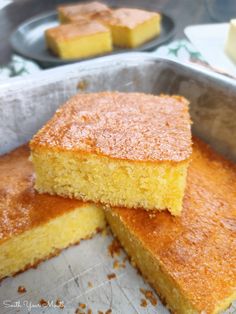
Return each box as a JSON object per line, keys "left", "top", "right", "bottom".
{"left": 1, "top": 0, "right": 236, "bottom": 77}
{"left": 0, "top": 0, "right": 235, "bottom": 64}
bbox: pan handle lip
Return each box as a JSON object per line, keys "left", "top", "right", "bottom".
{"left": 1, "top": 52, "right": 236, "bottom": 89}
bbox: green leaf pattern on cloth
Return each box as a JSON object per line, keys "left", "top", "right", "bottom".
{"left": 0, "top": 55, "right": 40, "bottom": 81}
{"left": 151, "top": 39, "right": 205, "bottom": 63}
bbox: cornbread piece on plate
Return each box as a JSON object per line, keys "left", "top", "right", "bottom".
{"left": 45, "top": 21, "right": 112, "bottom": 59}
{"left": 225, "top": 19, "right": 236, "bottom": 63}
{"left": 0, "top": 145, "right": 105, "bottom": 280}
{"left": 30, "top": 92, "right": 192, "bottom": 215}
{"left": 106, "top": 138, "right": 236, "bottom": 314}
{"left": 104, "top": 8, "right": 161, "bottom": 48}
{"left": 64, "top": 9, "right": 112, "bottom": 25}
{"left": 62, "top": 7, "right": 162, "bottom": 48}
{"left": 57, "top": 1, "right": 110, "bottom": 23}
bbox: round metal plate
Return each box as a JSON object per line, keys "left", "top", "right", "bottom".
{"left": 10, "top": 11, "right": 176, "bottom": 68}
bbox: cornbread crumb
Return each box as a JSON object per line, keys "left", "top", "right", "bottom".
{"left": 77, "top": 80, "right": 88, "bottom": 91}
{"left": 79, "top": 303, "right": 86, "bottom": 309}
{"left": 121, "top": 256, "right": 128, "bottom": 268}
{"left": 113, "top": 260, "right": 119, "bottom": 269}
{"left": 39, "top": 299, "right": 48, "bottom": 307}
{"left": 88, "top": 281, "right": 93, "bottom": 288}
{"left": 75, "top": 308, "right": 88, "bottom": 314}
{"left": 17, "top": 285, "right": 26, "bottom": 294}
{"left": 105, "top": 310, "right": 112, "bottom": 314}
{"left": 140, "top": 288, "right": 158, "bottom": 306}
{"left": 107, "top": 273, "right": 116, "bottom": 280}
{"left": 56, "top": 299, "right": 64, "bottom": 309}
{"left": 108, "top": 239, "right": 121, "bottom": 257}
{"left": 98, "top": 311, "right": 104, "bottom": 314}
{"left": 140, "top": 298, "right": 148, "bottom": 307}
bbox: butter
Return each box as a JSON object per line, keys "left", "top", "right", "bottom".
{"left": 225, "top": 19, "right": 236, "bottom": 63}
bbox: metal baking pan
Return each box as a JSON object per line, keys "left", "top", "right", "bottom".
{"left": 0, "top": 53, "right": 236, "bottom": 314}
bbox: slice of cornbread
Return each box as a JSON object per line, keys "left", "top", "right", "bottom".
{"left": 0, "top": 145, "right": 105, "bottom": 281}
{"left": 30, "top": 92, "right": 192, "bottom": 215}
{"left": 225, "top": 19, "right": 236, "bottom": 63}
{"left": 106, "top": 138, "right": 236, "bottom": 314}
{"left": 57, "top": 1, "right": 111, "bottom": 23}
{"left": 45, "top": 21, "right": 112, "bottom": 59}
{"left": 104, "top": 8, "right": 161, "bottom": 48}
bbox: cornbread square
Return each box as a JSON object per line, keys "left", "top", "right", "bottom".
{"left": 106, "top": 138, "right": 236, "bottom": 314}
{"left": 225, "top": 19, "right": 236, "bottom": 63}
{"left": 45, "top": 21, "right": 112, "bottom": 59}
{"left": 104, "top": 8, "right": 161, "bottom": 48}
{"left": 57, "top": 1, "right": 111, "bottom": 23}
{"left": 0, "top": 145, "right": 105, "bottom": 280}
{"left": 30, "top": 92, "right": 192, "bottom": 215}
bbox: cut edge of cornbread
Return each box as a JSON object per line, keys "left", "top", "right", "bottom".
{"left": 109, "top": 13, "right": 161, "bottom": 48}
{"left": 0, "top": 203, "right": 105, "bottom": 280}
{"left": 30, "top": 149, "right": 189, "bottom": 216}
{"left": 45, "top": 24, "right": 112, "bottom": 59}
{"left": 105, "top": 209, "right": 236, "bottom": 314}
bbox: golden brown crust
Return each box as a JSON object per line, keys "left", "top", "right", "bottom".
{"left": 57, "top": 1, "right": 110, "bottom": 19}
{"left": 0, "top": 145, "right": 90, "bottom": 244}
{"left": 57, "top": 5, "right": 160, "bottom": 31}
{"left": 30, "top": 92, "right": 192, "bottom": 162}
{"left": 109, "top": 8, "right": 160, "bottom": 28}
{"left": 68, "top": 10, "right": 113, "bottom": 24}
{"left": 45, "top": 21, "right": 108, "bottom": 41}
{"left": 109, "top": 137, "right": 236, "bottom": 313}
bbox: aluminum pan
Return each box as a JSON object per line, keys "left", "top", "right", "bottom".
{"left": 0, "top": 53, "right": 235, "bottom": 314}
{"left": 1, "top": 53, "right": 236, "bottom": 161}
